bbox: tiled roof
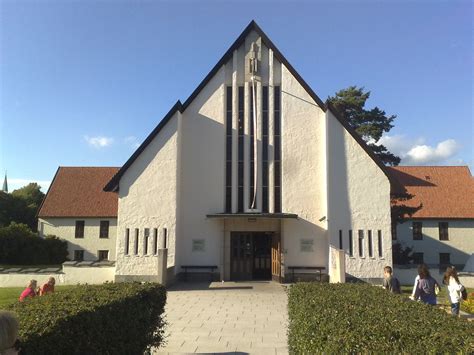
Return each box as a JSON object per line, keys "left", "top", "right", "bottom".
{"left": 389, "top": 166, "right": 474, "bottom": 219}
{"left": 38, "top": 167, "right": 119, "bottom": 218}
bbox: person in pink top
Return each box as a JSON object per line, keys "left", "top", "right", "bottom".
{"left": 19, "top": 280, "right": 38, "bottom": 302}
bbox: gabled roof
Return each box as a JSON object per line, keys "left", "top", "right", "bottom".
{"left": 104, "top": 20, "right": 397, "bottom": 192}
{"left": 38, "top": 167, "right": 119, "bottom": 218}
{"left": 388, "top": 166, "right": 474, "bottom": 219}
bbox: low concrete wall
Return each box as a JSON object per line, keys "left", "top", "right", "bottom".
{"left": 394, "top": 267, "right": 474, "bottom": 288}
{"left": 0, "top": 262, "right": 115, "bottom": 287}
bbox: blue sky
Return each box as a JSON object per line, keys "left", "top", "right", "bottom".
{"left": 1, "top": 0, "right": 472, "bottom": 191}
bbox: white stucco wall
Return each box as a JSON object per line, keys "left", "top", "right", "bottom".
{"left": 280, "top": 64, "right": 328, "bottom": 273}
{"left": 396, "top": 219, "right": 474, "bottom": 267}
{"left": 38, "top": 217, "right": 117, "bottom": 261}
{"left": 115, "top": 112, "right": 179, "bottom": 278}
{"left": 326, "top": 109, "right": 392, "bottom": 280}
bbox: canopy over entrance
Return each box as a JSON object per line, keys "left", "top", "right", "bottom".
{"left": 206, "top": 213, "right": 298, "bottom": 219}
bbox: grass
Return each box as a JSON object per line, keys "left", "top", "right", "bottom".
{"left": 0, "top": 285, "right": 76, "bottom": 309}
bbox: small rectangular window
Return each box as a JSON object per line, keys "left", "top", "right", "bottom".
{"left": 98, "top": 250, "right": 109, "bottom": 261}
{"left": 348, "top": 230, "right": 353, "bottom": 257}
{"left": 125, "top": 228, "right": 130, "bottom": 255}
{"left": 99, "top": 221, "right": 109, "bottom": 239}
{"left": 413, "top": 252, "right": 424, "bottom": 264}
{"left": 338, "top": 230, "right": 343, "bottom": 250}
{"left": 163, "top": 228, "right": 168, "bottom": 248}
{"left": 134, "top": 228, "right": 139, "bottom": 255}
{"left": 144, "top": 228, "right": 149, "bottom": 255}
{"left": 413, "top": 222, "right": 422, "bottom": 240}
{"left": 74, "top": 250, "right": 84, "bottom": 261}
{"left": 75, "top": 220, "right": 85, "bottom": 239}
{"left": 368, "top": 230, "right": 373, "bottom": 258}
{"left": 439, "top": 252, "right": 450, "bottom": 266}
{"left": 153, "top": 228, "right": 158, "bottom": 254}
{"left": 358, "top": 230, "right": 364, "bottom": 257}
{"left": 377, "top": 230, "right": 383, "bottom": 257}
{"left": 439, "top": 222, "right": 449, "bottom": 241}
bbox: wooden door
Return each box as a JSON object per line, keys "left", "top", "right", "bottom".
{"left": 230, "top": 232, "right": 253, "bottom": 280}
{"left": 271, "top": 233, "right": 281, "bottom": 282}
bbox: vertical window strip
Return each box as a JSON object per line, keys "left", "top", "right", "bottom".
{"left": 249, "top": 86, "right": 256, "bottom": 209}
{"left": 134, "top": 228, "right": 139, "bottom": 255}
{"left": 125, "top": 228, "right": 130, "bottom": 255}
{"left": 274, "top": 86, "right": 281, "bottom": 212}
{"left": 163, "top": 228, "right": 168, "bottom": 249}
{"left": 238, "top": 86, "right": 244, "bottom": 212}
{"left": 225, "top": 86, "right": 232, "bottom": 213}
{"left": 153, "top": 228, "right": 158, "bottom": 254}
{"left": 338, "top": 230, "right": 343, "bottom": 250}
{"left": 368, "top": 230, "right": 373, "bottom": 257}
{"left": 144, "top": 228, "right": 149, "bottom": 255}
{"left": 378, "top": 230, "right": 383, "bottom": 257}
{"left": 348, "top": 230, "right": 353, "bottom": 257}
{"left": 358, "top": 230, "right": 364, "bottom": 257}
{"left": 262, "top": 86, "right": 269, "bottom": 212}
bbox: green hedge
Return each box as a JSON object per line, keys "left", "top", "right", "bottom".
{"left": 0, "top": 223, "right": 68, "bottom": 265}
{"left": 288, "top": 283, "right": 474, "bottom": 354}
{"left": 8, "top": 282, "right": 166, "bottom": 355}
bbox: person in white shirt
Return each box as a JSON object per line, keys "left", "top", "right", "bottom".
{"left": 443, "top": 266, "right": 465, "bottom": 316}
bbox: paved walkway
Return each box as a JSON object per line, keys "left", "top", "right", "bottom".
{"left": 153, "top": 281, "right": 288, "bottom": 354}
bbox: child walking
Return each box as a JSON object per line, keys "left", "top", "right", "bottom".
{"left": 443, "top": 266, "right": 465, "bottom": 316}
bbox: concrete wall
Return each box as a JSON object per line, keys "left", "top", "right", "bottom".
{"left": 396, "top": 219, "right": 474, "bottom": 267}
{"left": 326, "top": 109, "right": 392, "bottom": 281}
{"left": 115, "top": 112, "right": 179, "bottom": 280}
{"left": 39, "top": 217, "right": 117, "bottom": 261}
{"left": 0, "top": 265, "right": 115, "bottom": 287}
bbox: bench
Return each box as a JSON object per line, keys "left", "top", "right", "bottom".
{"left": 287, "top": 266, "right": 326, "bottom": 282}
{"left": 181, "top": 265, "right": 218, "bottom": 282}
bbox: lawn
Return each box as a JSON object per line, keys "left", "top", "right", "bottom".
{"left": 0, "top": 285, "right": 76, "bottom": 309}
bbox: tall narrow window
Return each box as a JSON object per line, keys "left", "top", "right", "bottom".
{"left": 134, "top": 228, "right": 139, "bottom": 255}
{"left": 125, "top": 228, "right": 130, "bottom": 255}
{"left": 274, "top": 86, "right": 281, "bottom": 213}
{"left": 377, "top": 230, "right": 383, "bottom": 257}
{"left": 391, "top": 224, "right": 397, "bottom": 240}
{"left": 439, "top": 252, "right": 450, "bottom": 266}
{"left": 348, "top": 230, "right": 353, "bottom": 257}
{"left": 358, "top": 230, "right": 364, "bottom": 257}
{"left": 237, "top": 86, "right": 244, "bottom": 212}
{"left": 225, "top": 86, "right": 232, "bottom": 213}
{"left": 249, "top": 86, "right": 256, "bottom": 209}
{"left": 153, "top": 228, "right": 158, "bottom": 254}
{"left": 74, "top": 250, "right": 84, "bottom": 261}
{"left": 338, "top": 230, "right": 343, "bottom": 250}
{"left": 262, "top": 86, "right": 269, "bottom": 212}
{"left": 163, "top": 228, "right": 168, "bottom": 248}
{"left": 144, "top": 228, "right": 149, "bottom": 255}
{"left": 75, "top": 220, "right": 85, "bottom": 239}
{"left": 413, "top": 222, "right": 422, "bottom": 240}
{"left": 413, "top": 252, "right": 424, "bottom": 264}
{"left": 99, "top": 221, "right": 109, "bottom": 239}
{"left": 368, "top": 230, "right": 373, "bottom": 257}
{"left": 439, "top": 222, "right": 449, "bottom": 240}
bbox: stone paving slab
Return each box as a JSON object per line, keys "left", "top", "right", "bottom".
{"left": 152, "top": 281, "right": 288, "bottom": 354}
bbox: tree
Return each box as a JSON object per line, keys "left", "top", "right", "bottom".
{"left": 0, "top": 183, "right": 45, "bottom": 231}
{"left": 327, "top": 86, "right": 401, "bottom": 166}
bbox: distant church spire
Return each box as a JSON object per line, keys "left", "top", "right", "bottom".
{"left": 2, "top": 171, "right": 8, "bottom": 193}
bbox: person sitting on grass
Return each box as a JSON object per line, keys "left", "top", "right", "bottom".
{"left": 40, "top": 277, "right": 55, "bottom": 296}
{"left": 413, "top": 264, "right": 440, "bottom": 305}
{"left": 382, "top": 266, "right": 401, "bottom": 294}
{"left": 443, "top": 266, "right": 465, "bottom": 317}
{"left": 19, "top": 279, "right": 38, "bottom": 302}
{"left": 0, "top": 310, "right": 21, "bottom": 355}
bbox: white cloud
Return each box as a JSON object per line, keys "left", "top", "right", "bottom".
{"left": 84, "top": 135, "right": 114, "bottom": 148}
{"left": 377, "top": 135, "right": 462, "bottom": 165}
{"left": 8, "top": 178, "right": 51, "bottom": 192}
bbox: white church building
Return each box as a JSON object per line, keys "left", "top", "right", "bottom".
{"left": 39, "top": 21, "right": 397, "bottom": 284}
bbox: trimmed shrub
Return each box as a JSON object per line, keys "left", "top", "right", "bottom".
{"left": 0, "top": 223, "right": 68, "bottom": 265}
{"left": 8, "top": 282, "right": 166, "bottom": 355}
{"left": 288, "top": 282, "right": 474, "bottom": 354}
{"left": 462, "top": 292, "right": 474, "bottom": 314}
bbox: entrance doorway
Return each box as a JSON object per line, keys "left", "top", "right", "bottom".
{"left": 230, "top": 232, "right": 281, "bottom": 281}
